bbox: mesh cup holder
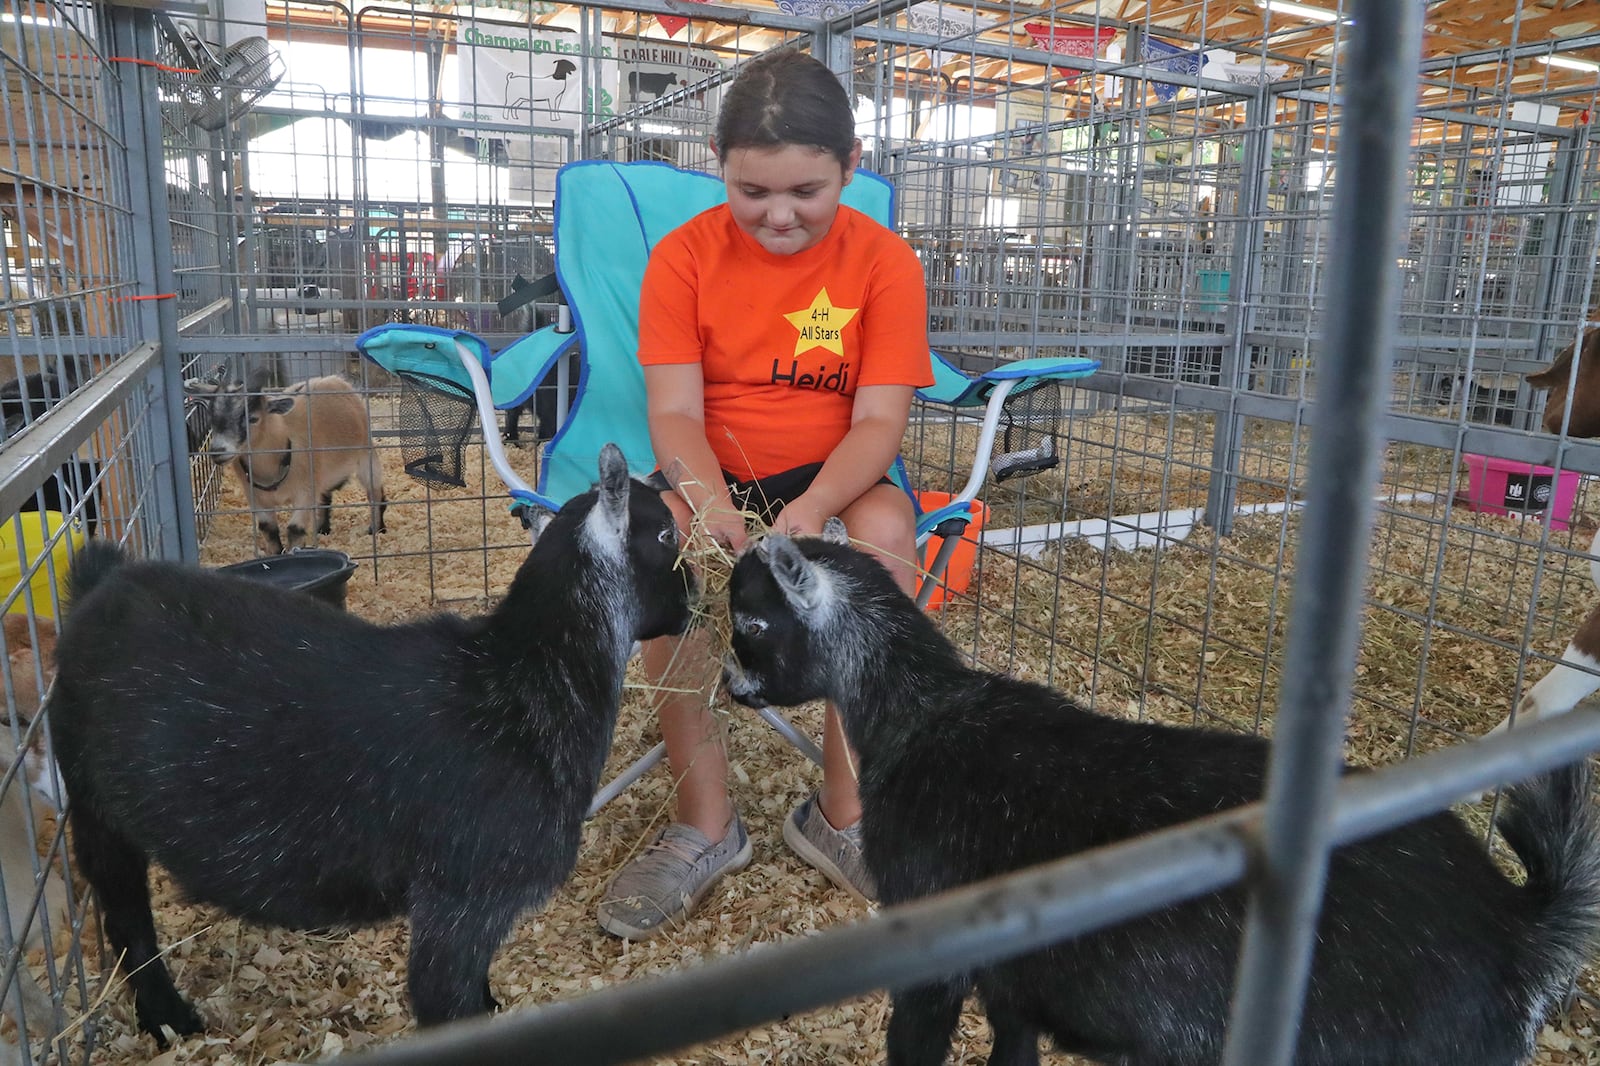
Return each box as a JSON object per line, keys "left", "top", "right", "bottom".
{"left": 398, "top": 371, "right": 476, "bottom": 488}
{"left": 992, "top": 383, "right": 1062, "bottom": 483}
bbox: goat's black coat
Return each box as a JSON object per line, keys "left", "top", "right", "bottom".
{"left": 50, "top": 446, "right": 692, "bottom": 1042}
{"left": 725, "top": 533, "right": 1600, "bottom": 1066}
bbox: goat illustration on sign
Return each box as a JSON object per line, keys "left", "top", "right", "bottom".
{"left": 504, "top": 58, "right": 578, "bottom": 121}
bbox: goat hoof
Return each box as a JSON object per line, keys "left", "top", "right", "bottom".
{"left": 139, "top": 993, "right": 203, "bottom": 1047}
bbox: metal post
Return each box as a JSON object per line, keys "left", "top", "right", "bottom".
{"left": 1204, "top": 93, "right": 1271, "bottom": 536}
{"left": 1524, "top": 122, "right": 1589, "bottom": 430}
{"left": 1220, "top": 3, "right": 1424, "bottom": 1063}
{"left": 109, "top": 6, "right": 199, "bottom": 563}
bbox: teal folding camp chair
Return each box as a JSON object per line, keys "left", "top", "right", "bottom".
{"left": 357, "top": 160, "right": 1099, "bottom": 815}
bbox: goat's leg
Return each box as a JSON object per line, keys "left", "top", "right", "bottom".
{"left": 886, "top": 980, "right": 968, "bottom": 1066}
{"left": 1490, "top": 601, "right": 1600, "bottom": 736}
{"left": 406, "top": 890, "right": 518, "bottom": 1025}
{"left": 984, "top": 1004, "right": 1042, "bottom": 1066}
{"left": 242, "top": 479, "right": 284, "bottom": 554}
{"left": 283, "top": 500, "right": 313, "bottom": 552}
{"left": 256, "top": 518, "right": 284, "bottom": 554}
{"left": 316, "top": 492, "right": 334, "bottom": 536}
{"left": 1519, "top": 642, "right": 1600, "bottom": 719}
{"left": 69, "top": 806, "right": 201, "bottom": 1045}
{"left": 361, "top": 454, "right": 387, "bottom": 534}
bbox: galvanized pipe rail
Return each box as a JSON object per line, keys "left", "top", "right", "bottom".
{"left": 348, "top": 710, "right": 1600, "bottom": 1066}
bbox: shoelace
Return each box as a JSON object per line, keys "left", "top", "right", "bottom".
{"left": 614, "top": 827, "right": 716, "bottom": 900}
{"left": 645, "top": 828, "right": 710, "bottom": 867}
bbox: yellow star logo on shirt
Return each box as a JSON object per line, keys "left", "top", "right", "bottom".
{"left": 783, "top": 288, "right": 859, "bottom": 357}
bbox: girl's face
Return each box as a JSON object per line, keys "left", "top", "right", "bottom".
{"left": 720, "top": 140, "right": 862, "bottom": 256}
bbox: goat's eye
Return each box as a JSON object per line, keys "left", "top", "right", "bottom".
{"left": 737, "top": 616, "right": 769, "bottom": 637}
{"left": 658, "top": 525, "right": 677, "bottom": 546}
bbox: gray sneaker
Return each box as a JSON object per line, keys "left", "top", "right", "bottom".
{"left": 783, "top": 793, "right": 878, "bottom": 903}
{"left": 598, "top": 815, "right": 752, "bottom": 940}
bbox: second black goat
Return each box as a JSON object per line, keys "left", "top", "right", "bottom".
{"left": 725, "top": 524, "right": 1600, "bottom": 1066}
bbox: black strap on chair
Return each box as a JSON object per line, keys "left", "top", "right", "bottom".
{"left": 496, "top": 272, "right": 562, "bottom": 318}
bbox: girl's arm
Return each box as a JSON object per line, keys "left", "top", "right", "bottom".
{"left": 770, "top": 383, "right": 915, "bottom": 537}
{"left": 644, "top": 363, "right": 747, "bottom": 549}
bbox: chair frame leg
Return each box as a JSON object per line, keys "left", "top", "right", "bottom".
{"left": 587, "top": 742, "right": 667, "bottom": 818}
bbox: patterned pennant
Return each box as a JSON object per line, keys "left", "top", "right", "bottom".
{"left": 1022, "top": 24, "right": 1118, "bottom": 83}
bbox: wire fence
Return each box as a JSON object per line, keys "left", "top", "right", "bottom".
{"left": 0, "top": 0, "right": 1598, "bottom": 1063}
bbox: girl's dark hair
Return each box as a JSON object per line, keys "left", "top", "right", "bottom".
{"left": 715, "top": 51, "right": 856, "bottom": 166}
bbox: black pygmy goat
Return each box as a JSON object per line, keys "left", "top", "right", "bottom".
{"left": 724, "top": 524, "right": 1600, "bottom": 1066}
{"left": 50, "top": 444, "right": 692, "bottom": 1044}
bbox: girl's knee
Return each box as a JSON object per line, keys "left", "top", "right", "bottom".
{"left": 840, "top": 488, "right": 919, "bottom": 589}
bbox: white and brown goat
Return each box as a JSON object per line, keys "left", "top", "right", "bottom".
{"left": 1498, "top": 327, "right": 1600, "bottom": 732}
{"left": 186, "top": 370, "right": 386, "bottom": 554}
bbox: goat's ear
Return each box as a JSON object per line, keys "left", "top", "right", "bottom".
{"left": 526, "top": 507, "right": 555, "bottom": 546}
{"left": 1523, "top": 329, "right": 1587, "bottom": 388}
{"left": 591, "top": 443, "right": 630, "bottom": 549}
{"left": 820, "top": 517, "right": 849, "bottom": 545}
{"left": 183, "top": 379, "right": 221, "bottom": 397}
{"left": 245, "top": 367, "right": 273, "bottom": 395}
{"left": 1528, "top": 340, "right": 1576, "bottom": 389}
{"left": 264, "top": 395, "right": 296, "bottom": 416}
{"left": 760, "top": 534, "right": 828, "bottom": 616}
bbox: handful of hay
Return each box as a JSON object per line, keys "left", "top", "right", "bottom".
{"left": 643, "top": 498, "right": 771, "bottom": 717}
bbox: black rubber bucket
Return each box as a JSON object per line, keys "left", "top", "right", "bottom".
{"left": 214, "top": 549, "right": 358, "bottom": 610}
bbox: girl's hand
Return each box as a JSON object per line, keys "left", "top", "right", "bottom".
{"left": 700, "top": 503, "right": 749, "bottom": 552}
{"left": 770, "top": 496, "right": 830, "bottom": 538}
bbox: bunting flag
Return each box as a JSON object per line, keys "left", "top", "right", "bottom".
{"left": 1141, "top": 36, "right": 1204, "bottom": 102}
{"left": 908, "top": 1, "right": 997, "bottom": 70}
{"left": 1200, "top": 48, "right": 1289, "bottom": 85}
{"left": 655, "top": 1, "right": 710, "bottom": 38}
{"left": 1022, "top": 24, "right": 1117, "bottom": 83}
{"left": 775, "top": 0, "right": 878, "bottom": 17}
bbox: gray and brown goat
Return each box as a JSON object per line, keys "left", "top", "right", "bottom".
{"left": 186, "top": 370, "right": 385, "bottom": 553}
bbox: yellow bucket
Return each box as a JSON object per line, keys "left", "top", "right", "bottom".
{"left": 0, "top": 512, "right": 84, "bottom": 619}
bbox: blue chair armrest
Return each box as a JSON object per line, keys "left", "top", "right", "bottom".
{"left": 355, "top": 324, "right": 492, "bottom": 399}
{"left": 919, "top": 353, "right": 1101, "bottom": 409}
{"left": 915, "top": 500, "right": 977, "bottom": 543}
{"left": 489, "top": 327, "right": 580, "bottom": 410}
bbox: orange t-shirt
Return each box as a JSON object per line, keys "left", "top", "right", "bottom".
{"left": 638, "top": 203, "right": 934, "bottom": 481}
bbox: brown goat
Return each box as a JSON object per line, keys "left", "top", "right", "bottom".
{"left": 1527, "top": 327, "right": 1600, "bottom": 436}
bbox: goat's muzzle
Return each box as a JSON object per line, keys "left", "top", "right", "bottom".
{"left": 720, "top": 654, "right": 764, "bottom": 707}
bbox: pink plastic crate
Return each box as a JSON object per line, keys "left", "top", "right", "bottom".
{"left": 1460, "top": 453, "right": 1580, "bottom": 530}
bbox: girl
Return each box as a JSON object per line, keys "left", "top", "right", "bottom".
{"left": 598, "top": 49, "right": 933, "bottom": 940}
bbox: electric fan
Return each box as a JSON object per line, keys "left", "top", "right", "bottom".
{"left": 156, "top": 13, "right": 285, "bottom": 132}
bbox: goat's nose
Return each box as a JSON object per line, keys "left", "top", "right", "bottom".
{"left": 720, "top": 655, "right": 759, "bottom": 705}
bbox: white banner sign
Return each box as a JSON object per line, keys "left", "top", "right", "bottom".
{"left": 452, "top": 23, "right": 619, "bottom": 133}
{"left": 615, "top": 40, "right": 726, "bottom": 129}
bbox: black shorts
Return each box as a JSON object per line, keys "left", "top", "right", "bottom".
{"left": 646, "top": 462, "right": 892, "bottom": 526}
